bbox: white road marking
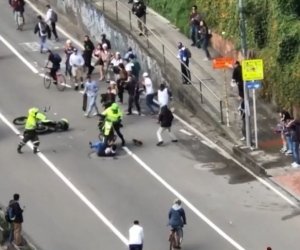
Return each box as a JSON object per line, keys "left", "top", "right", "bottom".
{"left": 0, "top": 35, "right": 39, "bottom": 74}
{"left": 0, "top": 111, "right": 129, "bottom": 245}
{"left": 179, "top": 129, "right": 192, "bottom": 136}
{"left": 123, "top": 146, "right": 246, "bottom": 250}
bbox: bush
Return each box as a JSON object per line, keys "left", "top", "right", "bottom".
{"left": 146, "top": 0, "right": 300, "bottom": 110}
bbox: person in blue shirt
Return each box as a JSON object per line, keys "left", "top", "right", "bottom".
{"left": 84, "top": 75, "right": 100, "bottom": 117}
{"left": 89, "top": 140, "right": 117, "bottom": 157}
{"left": 168, "top": 199, "right": 186, "bottom": 249}
{"left": 177, "top": 42, "right": 191, "bottom": 84}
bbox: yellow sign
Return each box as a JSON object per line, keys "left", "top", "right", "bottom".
{"left": 242, "top": 59, "right": 264, "bottom": 81}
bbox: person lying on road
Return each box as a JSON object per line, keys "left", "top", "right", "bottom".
{"left": 89, "top": 140, "right": 117, "bottom": 157}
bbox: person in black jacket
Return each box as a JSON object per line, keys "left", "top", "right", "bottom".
{"left": 157, "top": 106, "right": 178, "bottom": 146}
{"left": 132, "top": 0, "right": 147, "bottom": 36}
{"left": 34, "top": 15, "right": 51, "bottom": 53}
{"left": 125, "top": 72, "right": 141, "bottom": 115}
{"left": 231, "top": 61, "right": 244, "bottom": 98}
{"left": 10, "top": 194, "right": 24, "bottom": 246}
{"left": 83, "top": 35, "right": 95, "bottom": 76}
{"left": 101, "top": 34, "right": 111, "bottom": 50}
{"left": 100, "top": 87, "right": 116, "bottom": 109}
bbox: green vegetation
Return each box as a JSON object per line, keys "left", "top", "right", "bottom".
{"left": 146, "top": 0, "right": 300, "bottom": 110}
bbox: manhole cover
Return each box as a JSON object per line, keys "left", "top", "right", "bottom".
{"left": 194, "top": 162, "right": 227, "bottom": 170}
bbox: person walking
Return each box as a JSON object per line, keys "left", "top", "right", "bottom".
{"left": 287, "top": 118, "right": 300, "bottom": 168}
{"left": 126, "top": 73, "right": 141, "bottom": 115}
{"left": 83, "top": 35, "right": 95, "bottom": 76}
{"left": 45, "top": 5, "right": 59, "bottom": 41}
{"left": 231, "top": 61, "right": 244, "bottom": 98}
{"left": 177, "top": 42, "right": 191, "bottom": 84}
{"left": 101, "top": 86, "right": 116, "bottom": 109}
{"left": 34, "top": 15, "right": 51, "bottom": 53}
{"left": 84, "top": 75, "right": 100, "bottom": 117}
{"left": 156, "top": 106, "right": 178, "bottom": 146}
{"left": 69, "top": 48, "right": 85, "bottom": 90}
{"left": 189, "top": 5, "right": 202, "bottom": 46}
{"left": 10, "top": 0, "right": 25, "bottom": 30}
{"left": 117, "top": 63, "right": 128, "bottom": 103}
{"left": 101, "top": 34, "right": 111, "bottom": 50}
{"left": 157, "top": 83, "right": 171, "bottom": 108}
{"left": 132, "top": 0, "right": 147, "bottom": 36}
{"left": 198, "top": 20, "right": 211, "bottom": 60}
{"left": 17, "top": 107, "right": 40, "bottom": 154}
{"left": 128, "top": 220, "right": 144, "bottom": 250}
{"left": 10, "top": 194, "right": 24, "bottom": 247}
{"left": 142, "top": 72, "right": 159, "bottom": 114}
{"left": 64, "top": 39, "right": 74, "bottom": 79}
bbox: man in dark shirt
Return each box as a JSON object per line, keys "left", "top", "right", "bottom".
{"left": 83, "top": 35, "right": 95, "bottom": 76}
{"left": 231, "top": 61, "right": 244, "bottom": 98}
{"left": 189, "top": 5, "right": 202, "bottom": 46}
{"left": 287, "top": 118, "right": 300, "bottom": 167}
{"left": 45, "top": 49, "right": 61, "bottom": 84}
{"left": 101, "top": 87, "right": 116, "bottom": 109}
{"left": 132, "top": 0, "right": 147, "bottom": 36}
{"left": 10, "top": 194, "right": 24, "bottom": 246}
{"left": 101, "top": 34, "right": 111, "bottom": 50}
{"left": 125, "top": 73, "right": 141, "bottom": 115}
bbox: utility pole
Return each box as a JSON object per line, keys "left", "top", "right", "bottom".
{"left": 239, "top": 0, "right": 252, "bottom": 148}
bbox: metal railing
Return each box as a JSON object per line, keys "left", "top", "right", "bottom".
{"left": 100, "top": 0, "right": 224, "bottom": 124}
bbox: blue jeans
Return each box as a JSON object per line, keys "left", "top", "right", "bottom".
{"left": 292, "top": 141, "right": 299, "bottom": 164}
{"left": 146, "top": 94, "right": 159, "bottom": 113}
{"left": 86, "top": 95, "right": 99, "bottom": 115}
{"left": 201, "top": 38, "right": 211, "bottom": 58}
{"left": 9, "top": 224, "right": 13, "bottom": 243}
{"left": 286, "top": 135, "right": 293, "bottom": 152}
{"left": 190, "top": 25, "right": 199, "bottom": 44}
{"left": 39, "top": 36, "right": 47, "bottom": 52}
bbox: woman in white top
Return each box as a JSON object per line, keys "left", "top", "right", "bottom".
{"left": 110, "top": 52, "right": 123, "bottom": 81}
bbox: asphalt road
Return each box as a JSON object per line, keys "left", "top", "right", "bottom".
{"left": 0, "top": 2, "right": 300, "bottom": 250}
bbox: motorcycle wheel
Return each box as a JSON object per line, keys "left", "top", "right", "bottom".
{"left": 36, "top": 124, "right": 51, "bottom": 135}
{"left": 13, "top": 116, "right": 27, "bottom": 125}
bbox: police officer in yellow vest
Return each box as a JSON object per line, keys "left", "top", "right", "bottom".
{"left": 17, "top": 108, "right": 40, "bottom": 154}
{"left": 100, "top": 103, "right": 125, "bottom": 146}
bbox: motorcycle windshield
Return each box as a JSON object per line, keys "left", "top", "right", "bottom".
{"left": 36, "top": 112, "right": 47, "bottom": 121}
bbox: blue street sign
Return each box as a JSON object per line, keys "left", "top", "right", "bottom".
{"left": 246, "top": 80, "right": 261, "bottom": 90}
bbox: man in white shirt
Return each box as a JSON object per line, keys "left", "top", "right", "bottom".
{"left": 128, "top": 220, "right": 144, "bottom": 250}
{"left": 158, "top": 83, "right": 171, "bottom": 108}
{"left": 111, "top": 52, "right": 123, "bottom": 81}
{"left": 142, "top": 72, "right": 159, "bottom": 114}
{"left": 69, "top": 48, "right": 85, "bottom": 90}
{"left": 124, "top": 58, "right": 134, "bottom": 73}
{"left": 45, "top": 5, "right": 59, "bottom": 41}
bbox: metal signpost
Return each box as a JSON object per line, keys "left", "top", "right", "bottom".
{"left": 242, "top": 60, "right": 264, "bottom": 148}
{"left": 246, "top": 80, "right": 262, "bottom": 148}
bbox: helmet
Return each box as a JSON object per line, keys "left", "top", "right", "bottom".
{"left": 28, "top": 107, "right": 39, "bottom": 117}
{"left": 174, "top": 199, "right": 181, "bottom": 205}
{"left": 111, "top": 103, "right": 119, "bottom": 111}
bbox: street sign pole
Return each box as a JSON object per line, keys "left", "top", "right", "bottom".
{"left": 223, "top": 69, "right": 230, "bottom": 127}
{"left": 253, "top": 88, "right": 258, "bottom": 148}
{"left": 239, "top": 0, "right": 252, "bottom": 148}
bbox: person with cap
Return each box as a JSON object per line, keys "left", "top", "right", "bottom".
{"left": 69, "top": 47, "right": 85, "bottom": 90}
{"left": 17, "top": 107, "right": 41, "bottom": 154}
{"left": 45, "top": 5, "right": 59, "bottom": 41}
{"left": 168, "top": 199, "right": 186, "bottom": 249}
{"left": 83, "top": 35, "right": 95, "bottom": 76}
{"left": 101, "top": 34, "right": 111, "bottom": 50}
{"left": 177, "top": 42, "right": 191, "bottom": 84}
{"left": 64, "top": 39, "right": 74, "bottom": 79}
{"left": 142, "top": 72, "right": 159, "bottom": 114}
{"left": 100, "top": 103, "right": 125, "bottom": 146}
{"left": 34, "top": 15, "right": 51, "bottom": 53}
{"left": 125, "top": 72, "right": 141, "bottom": 116}
{"left": 100, "top": 86, "right": 116, "bottom": 109}
{"left": 83, "top": 75, "right": 100, "bottom": 117}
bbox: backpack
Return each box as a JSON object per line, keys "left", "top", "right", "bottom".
{"left": 50, "top": 10, "right": 58, "bottom": 22}
{"left": 5, "top": 202, "right": 15, "bottom": 223}
{"left": 186, "top": 48, "right": 192, "bottom": 59}
{"left": 53, "top": 53, "right": 62, "bottom": 63}
{"left": 39, "top": 21, "right": 47, "bottom": 34}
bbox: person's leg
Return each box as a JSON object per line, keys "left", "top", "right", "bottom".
{"left": 137, "top": 19, "right": 142, "bottom": 34}
{"left": 50, "top": 68, "right": 57, "bottom": 83}
{"left": 128, "top": 95, "right": 133, "bottom": 114}
{"left": 281, "top": 133, "right": 287, "bottom": 152}
{"left": 13, "top": 223, "right": 22, "bottom": 246}
{"left": 31, "top": 133, "right": 40, "bottom": 153}
{"left": 241, "top": 118, "right": 246, "bottom": 139}
{"left": 9, "top": 223, "right": 14, "bottom": 243}
{"left": 85, "top": 96, "right": 93, "bottom": 116}
{"left": 190, "top": 25, "right": 196, "bottom": 45}
{"left": 72, "top": 68, "right": 78, "bottom": 89}
{"left": 156, "top": 127, "right": 164, "bottom": 143}
{"left": 181, "top": 63, "right": 188, "bottom": 83}
{"left": 17, "top": 131, "right": 31, "bottom": 153}
{"left": 134, "top": 95, "right": 141, "bottom": 114}
{"left": 292, "top": 141, "right": 300, "bottom": 165}
{"left": 99, "top": 65, "right": 104, "bottom": 80}
{"left": 167, "top": 127, "right": 178, "bottom": 142}
{"left": 114, "top": 125, "right": 125, "bottom": 146}
{"left": 286, "top": 136, "right": 293, "bottom": 154}
{"left": 202, "top": 39, "right": 211, "bottom": 59}
{"left": 185, "top": 62, "right": 191, "bottom": 83}
{"left": 146, "top": 94, "right": 155, "bottom": 113}
{"left": 93, "top": 96, "right": 100, "bottom": 115}
{"left": 51, "top": 22, "right": 58, "bottom": 40}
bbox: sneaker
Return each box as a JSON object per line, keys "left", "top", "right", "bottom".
{"left": 285, "top": 151, "right": 293, "bottom": 155}
{"left": 240, "top": 137, "right": 246, "bottom": 141}
{"left": 292, "top": 162, "right": 300, "bottom": 168}
{"left": 156, "top": 141, "right": 163, "bottom": 146}
{"left": 74, "top": 85, "right": 79, "bottom": 91}
{"left": 280, "top": 148, "right": 287, "bottom": 153}
{"left": 127, "top": 112, "right": 132, "bottom": 115}
{"left": 33, "top": 148, "right": 40, "bottom": 154}
{"left": 17, "top": 146, "right": 22, "bottom": 154}
{"left": 93, "top": 112, "right": 99, "bottom": 116}
{"left": 84, "top": 113, "right": 89, "bottom": 117}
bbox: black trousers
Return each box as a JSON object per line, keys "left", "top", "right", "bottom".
{"left": 114, "top": 124, "right": 125, "bottom": 144}
{"left": 50, "top": 22, "right": 58, "bottom": 39}
{"left": 84, "top": 56, "right": 94, "bottom": 75}
{"left": 128, "top": 95, "right": 141, "bottom": 113}
{"left": 19, "top": 130, "right": 40, "bottom": 149}
{"left": 129, "top": 244, "right": 143, "bottom": 250}
{"left": 50, "top": 66, "right": 59, "bottom": 82}
{"left": 181, "top": 61, "right": 191, "bottom": 84}
{"left": 65, "top": 60, "right": 72, "bottom": 77}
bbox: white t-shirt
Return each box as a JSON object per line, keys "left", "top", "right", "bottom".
{"left": 144, "top": 77, "right": 154, "bottom": 95}
{"left": 125, "top": 62, "right": 134, "bottom": 72}
{"left": 111, "top": 58, "right": 123, "bottom": 67}
{"left": 128, "top": 225, "right": 144, "bottom": 245}
{"left": 158, "top": 88, "right": 169, "bottom": 107}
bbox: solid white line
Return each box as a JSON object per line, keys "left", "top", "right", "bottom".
{"left": 122, "top": 146, "right": 246, "bottom": 250}
{"left": 179, "top": 129, "right": 192, "bottom": 136}
{"left": 0, "top": 112, "right": 129, "bottom": 246}
{"left": 0, "top": 35, "right": 39, "bottom": 74}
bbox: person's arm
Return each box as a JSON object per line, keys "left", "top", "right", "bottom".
{"left": 45, "top": 9, "right": 51, "bottom": 22}
{"left": 158, "top": 112, "right": 163, "bottom": 123}
{"left": 34, "top": 23, "right": 39, "bottom": 34}
{"left": 44, "top": 55, "right": 49, "bottom": 68}
{"left": 181, "top": 209, "right": 186, "bottom": 224}
{"left": 69, "top": 55, "right": 74, "bottom": 67}
{"left": 83, "top": 82, "right": 88, "bottom": 94}
{"left": 168, "top": 208, "right": 172, "bottom": 220}
{"left": 79, "top": 56, "right": 85, "bottom": 67}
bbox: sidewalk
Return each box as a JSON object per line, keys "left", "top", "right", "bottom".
{"left": 97, "top": 0, "right": 300, "bottom": 198}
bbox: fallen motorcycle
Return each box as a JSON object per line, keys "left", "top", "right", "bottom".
{"left": 13, "top": 106, "right": 69, "bottom": 135}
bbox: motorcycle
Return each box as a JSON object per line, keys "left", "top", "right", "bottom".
{"left": 13, "top": 106, "right": 69, "bottom": 135}
{"left": 98, "top": 119, "right": 118, "bottom": 143}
